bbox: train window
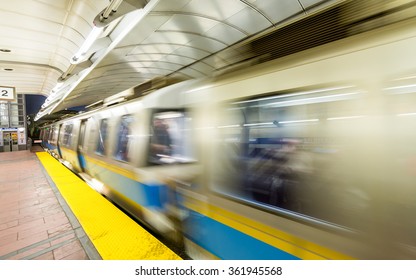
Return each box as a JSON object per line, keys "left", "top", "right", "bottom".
{"left": 148, "top": 110, "right": 195, "bottom": 165}
{"left": 50, "top": 126, "right": 59, "bottom": 145}
{"left": 114, "top": 115, "right": 133, "bottom": 162}
{"left": 45, "top": 128, "right": 50, "bottom": 142}
{"left": 42, "top": 128, "right": 49, "bottom": 142}
{"left": 49, "top": 127, "right": 55, "bottom": 143}
{"left": 48, "top": 127, "right": 55, "bottom": 142}
{"left": 96, "top": 119, "right": 108, "bottom": 155}
{"left": 213, "top": 86, "right": 372, "bottom": 229}
{"left": 62, "top": 124, "right": 73, "bottom": 147}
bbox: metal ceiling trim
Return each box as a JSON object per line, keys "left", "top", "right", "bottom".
{"left": 239, "top": 0, "right": 277, "bottom": 26}
{"left": 149, "top": 11, "right": 251, "bottom": 36}
{"left": 154, "top": 30, "right": 231, "bottom": 47}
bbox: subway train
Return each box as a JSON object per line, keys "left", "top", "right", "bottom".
{"left": 39, "top": 18, "right": 416, "bottom": 259}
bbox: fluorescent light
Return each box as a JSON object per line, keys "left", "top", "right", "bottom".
{"left": 71, "top": 27, "right": 103, "bottom": 63}
{"left": 51, "top": 81, "right": 64, "bottom": 93}
{"left": 267, "top": 92, "right": 358, "bottom": 107}
{"left": 156, "top": 112, "right": 184, "bottom": 119}
{"left": 218, "top": 124, "right": 241, "bottom": 128}
{"left": 100, "top": 0, "right": 123, "bottom": 21}
{"left": 243, "top": 122, "right": 274, "bottom": 127}
{"left": 232, "top": 86, "right": 356, "bottom": 105}
{"left": 327, "top": 115, "right": 364, "bottom": 121}
{"left": 278, "top": 119, "right": 319, "bottom": 124}
{"left": 386, "top": 84, "right": 416, "bottom": 89}
{"left": 394, "top": 75, "right": 416, "bottom": 81}
{"left": 397, "top": 112, "right": 416, "bottom": 117}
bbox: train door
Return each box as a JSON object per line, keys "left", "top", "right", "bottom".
{"left": 57, "top": 124, "right": 63, "bottom": 158}
{"left": 3, "top": 132, "right": 18, "bottom": 152}
{"left": 77, "top": 119, "right": 87, "bottom": 171}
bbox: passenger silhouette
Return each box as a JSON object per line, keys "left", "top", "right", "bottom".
{"left": 151, "top": 118, "right": 172, "bottom": 160}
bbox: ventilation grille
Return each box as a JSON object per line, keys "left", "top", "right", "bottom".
{"left": 216, "top": 0, "right": 416, "bottom": 71}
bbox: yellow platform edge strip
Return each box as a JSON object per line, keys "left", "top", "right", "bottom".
{"left": 36, "top": 152, "right": 181, "bottom": 260}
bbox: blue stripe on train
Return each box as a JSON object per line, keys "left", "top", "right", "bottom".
{"left": 77, "top": 153, "right": 86, "bottom": 170}
{"left": 85, "top": 159, "right": 167, "bottom": 209}
{"left": 45, "top": 142, "right": 57, "bottom": 151}
{"left": 182, "top": 209, "right": 300, "bottom": 260}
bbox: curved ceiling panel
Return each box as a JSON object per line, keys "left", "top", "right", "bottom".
{"left": 250, "top": 0, "right": 304, "bottom": 23}
{"left": 0, "top": 0, "right": 346, "bottom": 121}
{"left": 44, "top": 0, "right": 345, "bottom": 115}
{"left": 0, "top": 0, "right": 108, "bottom": 97}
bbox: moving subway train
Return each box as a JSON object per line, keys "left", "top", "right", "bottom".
{"left": 40, "top": 18, "right": 416, "bottom": 259}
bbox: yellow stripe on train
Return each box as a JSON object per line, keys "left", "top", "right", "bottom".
{"left": 183, "top": 196, "right": 354, "bottom": 260}
{"left": 60, "top": 147, "right": 138, "bottom": 181}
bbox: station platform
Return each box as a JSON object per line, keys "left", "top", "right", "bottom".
{"left": 0, "top": 150, "right": 181, "bottom": 260}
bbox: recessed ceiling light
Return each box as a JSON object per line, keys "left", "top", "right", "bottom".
{"left": 0, "top": 49, "right": 11, "bottom": 53}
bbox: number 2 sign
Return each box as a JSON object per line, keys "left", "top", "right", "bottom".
{"left": 0, "top": 86, "right": 15, "bottom": 101}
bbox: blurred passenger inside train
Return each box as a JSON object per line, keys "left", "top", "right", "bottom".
{"left": 115, "top": 115, "right": 132, "bottom": 162}
{"left": 150, "top": 118, "right": 172, "bottom": 162}
{"left": 245, "top": 138, "right": 312, "bottom": 211}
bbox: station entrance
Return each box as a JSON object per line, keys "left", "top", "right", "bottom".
{"left": 2, "top": 131, "right": 18, "bottom": 152}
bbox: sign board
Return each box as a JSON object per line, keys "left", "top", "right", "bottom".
{"left": 0, "top": 86, "right": 16, "bottom": 101}
{"left": 18, "top": 128, "right": 26, "bottom": 145}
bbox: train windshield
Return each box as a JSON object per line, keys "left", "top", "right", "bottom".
{"left": 149, "top": 110, "right": 195, "bottom": 165}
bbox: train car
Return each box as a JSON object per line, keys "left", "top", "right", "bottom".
{"left": 173, "top": 17, "right": 416, "bottom": 260}
{"left": 39, "top": 17, "right": 416, "bottom": 259}
{"left": 50, "top": 80, "right": 201, "bottom": 238}
{"left": 39, "top": 122, "right": 61, "bottom": 159}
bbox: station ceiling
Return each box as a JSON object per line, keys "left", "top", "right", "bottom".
{"left": 0, "top": 0, "right": 344, "bottom": 121}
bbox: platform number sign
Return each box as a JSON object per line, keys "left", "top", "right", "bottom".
{"left": 0, "top": 86, "right": 15, "bottom": 101}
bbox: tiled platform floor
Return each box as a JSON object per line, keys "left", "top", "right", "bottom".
{"left": 0, "top": 150, "right": 100, "bottom": 260}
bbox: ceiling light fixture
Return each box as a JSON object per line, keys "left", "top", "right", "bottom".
{"left": 100, "top": 0, "right": 123, "bottom": 22}
{"left": 71, "top": 27, "right": 103, "bottom": 63}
